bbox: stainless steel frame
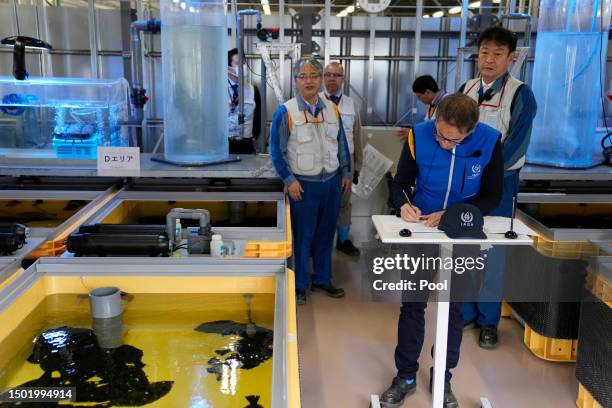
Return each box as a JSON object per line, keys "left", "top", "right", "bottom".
{"left": 0, "top": 257, "right": 290, "bottom": 408}
{"left": 0, "top": 257, "right": 21, "bottom": 286}
{"left": 82, "top": 189, "right": 288, "bottom": 243}
{"left": 0, "top": 185, "right": 116, "bottom": 261}
{"left": 518, "top": 209, "right": 612, "bottom": 241}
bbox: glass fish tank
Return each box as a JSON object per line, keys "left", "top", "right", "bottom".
{"left": 0, "top": 258, "right": 299, "bottom": 407}
{"left": 0, "top": 77, "right": 130, "bottom": 159}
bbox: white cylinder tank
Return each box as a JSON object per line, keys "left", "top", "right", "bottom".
{"left": 160, "top": 0, "right": 229, "bottom": 164}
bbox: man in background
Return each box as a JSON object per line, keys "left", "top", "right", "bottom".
{"left": 397, "top": 75, "right": 447, "bottom": 142}
{"left": 228, "top": 48, "right": 262, "bottom": 154}
{"left": 459, "top": 26, "right": 537, "bottom": 348}
{"left": 321, "top": 61, "right": 365, "bottom": 257}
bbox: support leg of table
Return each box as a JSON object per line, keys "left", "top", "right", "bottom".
{"left": 432, "top": 243, "right": 453, "bottom": 408}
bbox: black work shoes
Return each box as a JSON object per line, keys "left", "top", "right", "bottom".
{"left": 381, "top": 374, "right": 459, "bottom": 408}
{"left": 336, "top": 239, "right": 360, "bottom": 256}
{"left": 296, "top": 290, "right": 307, "bottom": 306}
{"left": 311, "top": 282, "right": 346, "bottom": 298}
{"left": 380, "top": 376, "right": 417, "bottom": 407}
{"left": 479, "top": 325, "right": 499, "bottom": 348}
{"left": 428, "top": 377, "right": 459, "bottom": 408}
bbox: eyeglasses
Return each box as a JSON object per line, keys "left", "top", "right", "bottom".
{"left": 295, "top": 74, "right": 321, "bottom": 81}
{"left": 323, "top": 73, "right": 344, "bottom": 79}
{"left": 434, "top": 122, "right": 469, "bottom": 146}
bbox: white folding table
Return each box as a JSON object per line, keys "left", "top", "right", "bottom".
{"left": 371, "top": 215, "right": 537, "bottom": 408}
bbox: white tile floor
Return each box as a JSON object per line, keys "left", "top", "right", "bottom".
{"left": 296, "top": 250, "right": 578, "bottom": 408}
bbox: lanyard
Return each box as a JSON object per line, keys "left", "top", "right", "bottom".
{"left": 465, "top": 77, "right": 509, "bottom": 108}
{"left": 303, "top": 109, "right": 325, "bottom": 124}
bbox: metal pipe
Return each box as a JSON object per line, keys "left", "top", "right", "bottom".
{"left": 10, "top": 0, "right": 19, "bottom": 36}
{"left": 455, "top": 0, "right": 469, "bottom": 91}
{"left": 259, "top": 57, "right": 267, "bottom": 152}
{"left": 236, "top": 9, "right": 261, "bottom": 140}
{"left": 501, "top": 13, "right": 532, "bottom": 81}
{"left": 412, "top": 0, "right": 423, "bottom": 123}
{"left": 324, "top": 0, "right": 331, "bottom": 67}
{"left": 386, "top": 18, "right": 394, "bottom": 124}
{"left": 87, "top": 0, "right": 99, "bottom": 78}
{"left": 367, "top": 13, "right": 376, "bottom": 122}
{"left": 279, "top": 0, "right": 286, "bottom": 99}
{"left": 127, "top": 18, "right": 160, "bottom": 150}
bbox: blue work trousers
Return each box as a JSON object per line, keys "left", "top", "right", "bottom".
{"left": 463, "top": 171, "right": 519, "bottom": 327}
{"left": 289, "top": 175, "right": 342, "bottom": 291}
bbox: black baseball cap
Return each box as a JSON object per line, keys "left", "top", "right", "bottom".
{"left": 438, "top": 203, "right": 486, "bottom": 239}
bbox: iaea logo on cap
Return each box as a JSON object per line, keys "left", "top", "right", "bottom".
{"left": 460, "top": 211, "right": 474, "bottom": 224}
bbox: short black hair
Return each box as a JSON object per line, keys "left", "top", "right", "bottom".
{"left": 477, "top": 26, "right": 517, "bottom": 53}
{"left": 228, "top": 48, "right": 238, "bottom": 67}
{"left": 412, "top": 75, "right": 439, "bottom": 94}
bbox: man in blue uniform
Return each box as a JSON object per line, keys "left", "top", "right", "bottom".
{"left": 459, "top": 26, "right": 537, "bottom": 348}
{"left": 379, "top": 94, "right": 503, "bottom": 408}
{"left": 269, "top": 58, "right": 352, "bottom": 306}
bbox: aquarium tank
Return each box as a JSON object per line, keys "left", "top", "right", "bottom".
{"left": 527, "top": 0, "right": 612, "bottom": 168}
{"left": 0, "top": 76, "right": 130, "bottom": 158}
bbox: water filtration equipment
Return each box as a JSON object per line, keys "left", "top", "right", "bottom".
{"left": 527, "top": 0, "right": 612, "bottom": 168}
{"left": 159, "top": 0, "right": 235, "bottom": 166}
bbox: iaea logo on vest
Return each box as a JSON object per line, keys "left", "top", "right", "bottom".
{"left": 467, "top": 164, "right": 482, "bottom": 181}
{"left": 460, "top": 211, "right": 474, "bottom": 225}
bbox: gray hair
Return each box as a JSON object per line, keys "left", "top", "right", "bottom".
{"left": 292, "top": 58, "right": 323, "bottom": 78}
{"left": 436, "top": 93, "right": 479, "bottom": 133}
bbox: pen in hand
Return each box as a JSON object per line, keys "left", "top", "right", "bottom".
{"left": 401, "top": 189, "right": 423, "bottom": 220}
{"left": 402, "top": 189, "right": 413, "bottom": 209}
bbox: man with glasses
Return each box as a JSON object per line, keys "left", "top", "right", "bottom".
{"left": 379, "top": 94, "right": 503, "bottom": 408}
{"left": 320, "top": 62, "right": 365, "bottom": 257}
{"left": 269, "top": 58, "right": 352, "bottom": 306}
{"left": 459, "top": 26, "right": 537, "bottom": 348}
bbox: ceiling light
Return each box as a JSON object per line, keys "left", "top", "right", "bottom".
{"left": 449, "top": 6, "right": 462, "bottom": 14}
{"left": 423, "top": 14, "right": 430, "bottom": 18}
{"left": 432, "top": 10, "right": 444, "bottom": 18}
{"left": 469, "top": 1, "right": 481, "bottom": 7}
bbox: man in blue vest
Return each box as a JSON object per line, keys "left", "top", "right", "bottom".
{"left": 379, "top": 94, "right": 503, "bottom": 408}
{"left": 269, "top": 58, "right": 352, "bottom": 306}
{"left": 459, "top": 26, "right": 537, "bottom": 348}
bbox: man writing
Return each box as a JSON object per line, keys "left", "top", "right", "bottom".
{"left": 379, "top": 94, "right": 503, "bottom": 408}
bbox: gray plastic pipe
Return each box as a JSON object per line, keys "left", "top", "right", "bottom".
{"left": 166, "top": 208, "right": 211, "bottom": 249}
{"left": 89, "top": 286, "right": 123, "bottom": 318}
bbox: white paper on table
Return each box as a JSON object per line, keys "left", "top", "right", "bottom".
{"left": 374, "top": 216, "right": 440, "bottom": 234}
{"left": 483, "top": 216, "right": 537, "bottom": 236}
{"left": 373, "top": 215, "right": 539, "bottom": 237}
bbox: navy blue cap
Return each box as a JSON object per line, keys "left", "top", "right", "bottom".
{"left": 438, "top": 203, "right": 486, "bottom": 239}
